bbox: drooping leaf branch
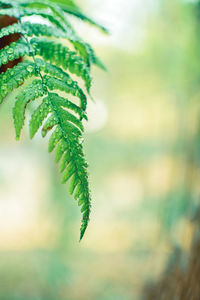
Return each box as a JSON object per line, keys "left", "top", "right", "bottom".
{"left": 0, "top": 0, "right": 107, "bottom": 240}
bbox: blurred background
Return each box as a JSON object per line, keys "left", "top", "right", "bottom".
{"left": 1, "top": 0, "right": 200, "bottom": 299}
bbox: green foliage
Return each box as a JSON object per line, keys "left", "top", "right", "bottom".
{"left": 0, "top": 0, "right": 107, "bottom": 240}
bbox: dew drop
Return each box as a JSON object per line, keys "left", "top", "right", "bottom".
{"left": 27, "top": 65, "right": 34, "bottom": 73}
{"left": 2, "top": 57, "right": 7, "bottom": 64}
{"left": 7, "top": 48, "right": 14, "bottom": 54}
{"left": 67, "top": 79, "right": 72, "bottom": 85}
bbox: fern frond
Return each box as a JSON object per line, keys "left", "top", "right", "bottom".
{"left": 0, "top": 0, "right": 107, "bottom": 240}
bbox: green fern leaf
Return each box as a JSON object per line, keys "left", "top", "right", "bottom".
{"left": 0, "top": 40, "right": 28, "bottom": 68}
{"left": 30, "top": 38, "right": 92, "bottom": 91}
{"left": 13, "top": 79, "right": 47, "bottom": 139}
{"left": 60, "top": 3, "right": 109, "bottom": 33}
{"left": 0, "top": 0, "right": 107, "bottom": 33}
{"left": 0, "top": 61, "right": 38, "bottom": 103}
{"left": 0, "top": 0, "right": 107, "bottom": 240}
{"left": 0, "top": 11, "right": 106, "bottom": 70}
